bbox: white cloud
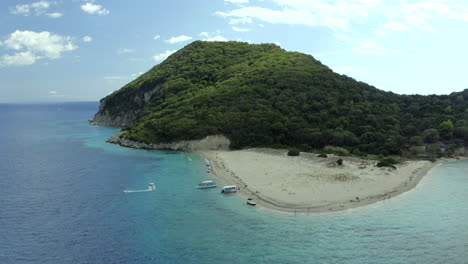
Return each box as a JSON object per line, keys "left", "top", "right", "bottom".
{"left": 232, "top": 26, "right": 250, "bottom": 32}
{"left": 351, "top": 40, "right": 389, "bottom": 56}
{"left": 225, "top": 0, "right": 249, "bottom": 4}
{"left": 382, "top": 21, "right": 409, "bottom": 31}
{"left": 216, "top": 7, "right": 331, "bottom": 29}
{"left": 199, "top": 32, "right": 210, "bottom": 37}
{"left": 203, "top": 36, "right": 229, "bottom": 42}
{"left": 46, "top": 12, "right": 62, "bottom": 18}
{"left": 0, "top": 30, "right": 76, "bottom": 67}
{"left": 450, "top": 12, "right": 468, "bottom": 21}
{"left": 47, "top": 90, "right": 66, "bottom": 98}
{"left": 154, "top": 34, "right": 161, "bottom": 40}
{"left": 11, "top": 1, "right": 60, "bottom": 17}
{"left": 104, "top": 76, "right": 128, "bottom": 80}
{"left": 83, "top": 36, "right": 93, "bottom": 42}
{"left": 228, "top": 17, "right": 253, "bottom": 24}
{"left": 117, "top": 48, "right": 135, "bottom": 54}
{"left": 336, "top": 34, "right": 403, "bottom": 56}
{"left": 153, "top": 50, "right": 177, "bottom": 62}
{"left": 0, "top": 51, "right": 39, "bottom": 66}
{"left": 165, "top": 35, "right": 193, "bottom": 44}
{"left": 30, "top": 1, "right": 50, "bottom": 10}
{"left": 216, "top": 0, "right": 468, "bottom": 34}
{"left": 81, "top": 2, "right": 109, "bottom": 15}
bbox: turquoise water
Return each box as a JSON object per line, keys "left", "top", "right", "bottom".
{"left": 1, "top": 103, "right": 467, "bottom": 264}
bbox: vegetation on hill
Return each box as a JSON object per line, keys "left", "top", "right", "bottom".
{"left": 96, "top": 41, "right": 468, "bottom": 157}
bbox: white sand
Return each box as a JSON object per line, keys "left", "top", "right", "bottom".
{"left": 198, "top": 148, "right": 441, "bottom": 213}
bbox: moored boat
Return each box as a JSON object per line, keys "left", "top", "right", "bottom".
{"left": 221, "top": 185, "right": 238, "bottom": 193}
{"left": 246, "top": 198, "right": 256, "bottom": 206}
{"left": 197, "top": 180, "right": 217, "bottom": 189}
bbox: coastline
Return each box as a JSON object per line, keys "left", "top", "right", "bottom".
{"left": 197, "top": 149, "right": 451, "bottom": 213}
{"left": 100, "top": 129, "right": 465, "bottom": 213}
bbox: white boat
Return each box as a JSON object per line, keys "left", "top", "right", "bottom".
{"left": 197, "top": 180, "right": 217, "bottom": 189}
{"left": 247, "top": 198, "right": 256, "bottom": 206}
{"left": 221, "top": 185, "right": 238, "bottom": 193}
{"left": 148, "top": 183, "right": 156, "bottom": 190}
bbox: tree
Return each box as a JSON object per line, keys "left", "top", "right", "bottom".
{"left": 423, "top": 129, "right": 440, "bottom": 143}
{"left": 454, "top": 127, "right": 468, "bottom": 140}
{"left": 439, "top": 120, "right": 454, "bottom": 139}
{"left": 409, "top": 136, "right": 423, "bottom": 146}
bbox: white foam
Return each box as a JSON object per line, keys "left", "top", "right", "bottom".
{"left": 123, "top": 188, "right": 155, "bottom": 193}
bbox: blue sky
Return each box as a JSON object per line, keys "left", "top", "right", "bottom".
{"left": 1, "top": 0, "right": 467, "bottom": 102}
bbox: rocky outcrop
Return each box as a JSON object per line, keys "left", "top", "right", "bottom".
{"left": 91, "top": 85, "right": 161, "bottom": 127}
{"left": 107, "top": 132, "right": 230, "bottom": 151}
{"left": 453, "top": 147, "right": 468, "bottom": 156}
{"left": 91, "top": 109, "right": 138, "bottom": 127}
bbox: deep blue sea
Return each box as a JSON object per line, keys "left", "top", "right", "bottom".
{"left": 1, "top": 102, "right": 467, "bottom": 264}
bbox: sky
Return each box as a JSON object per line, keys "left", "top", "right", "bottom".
{"left": 1, "top": 0, "right": 467, "bottom": 102}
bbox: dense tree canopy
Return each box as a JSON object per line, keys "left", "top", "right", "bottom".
{"left": 98, "top": 41, "right": 468, "bottom": 156}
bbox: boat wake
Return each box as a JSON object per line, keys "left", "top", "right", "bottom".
{"left": 123, "top": 188, "right": 155, "bottom": 193}
{"left": 124, "top": 183, "right": 156, "bottom": 193}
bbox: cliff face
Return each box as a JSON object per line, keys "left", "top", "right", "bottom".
{"left": 93, "top": 84, "right": 161, "bottom": 127}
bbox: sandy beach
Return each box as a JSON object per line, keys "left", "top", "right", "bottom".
{"left": 198, "top": 149, "right": 443, "bottom": 213}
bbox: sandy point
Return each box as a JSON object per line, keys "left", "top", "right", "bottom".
{"left": 197, "top": 148, "right": 447, "bottom": 213}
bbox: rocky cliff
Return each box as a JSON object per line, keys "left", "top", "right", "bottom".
{"left": 92, "top": 82, "right": 161, "bottom": 127}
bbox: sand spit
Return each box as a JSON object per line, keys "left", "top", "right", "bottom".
{"left": 198, "top": 149, "right": 445, "bottom": 213}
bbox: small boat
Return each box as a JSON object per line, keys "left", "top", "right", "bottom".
{"left": 221, "top": 185, "right": 238, "bottom": 193}
{"left": 246, "top": 198, "right": 256, "bottom": 206}
{"left": 148, "top": 183, "right": 156, "bottom": 190}
{"left": 197, "top": 180, "right": 217, "bottom": 189}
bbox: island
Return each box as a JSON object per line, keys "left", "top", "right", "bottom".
{"left": 92, "top": 41, "right": 468, "bottom": 212}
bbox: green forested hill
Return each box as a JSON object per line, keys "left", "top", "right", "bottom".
{"left": 95, "top": 41, "right": 468, "bottom": 156}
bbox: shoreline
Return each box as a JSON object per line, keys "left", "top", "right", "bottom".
{"left": 101, "top": 131, "right": 465, "bottom": 213}
{"left": 197, "top": 149, "right": 455, "bottom": 213}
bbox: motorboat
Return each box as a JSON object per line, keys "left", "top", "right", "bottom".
{"left": 247, "top": 198, "right": 256, "bottom": 206}
{"left": 221, "top": 185, "right": 238, "bottom": 193}
{"left": 197, "top": 180, "right": 217, "bottom": 189}
{"left": 148, "top": 183, "right": 156, "bottom": 190}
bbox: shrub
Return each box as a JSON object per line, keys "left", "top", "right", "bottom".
{"left": 366, "top": 154, "right": 379, "bottom": 160}
{"left": 377, "top": 161, "right": 396, "bottom": 169}
{"left": 337, "top": 159, "right": 343, "bottom": 166}
{"left": 382, "top": 157, "right": 399, "bottom": 165}
{"left": 287, "top": 149, "right": 300, "bottom": 156}
{"left": 323, "top": 146, "right": 350, "bottom": 156}
{"left": 317, "top": 153, "right": 327, "bottom": 158}
{"left": 352, "top": 149, "right": 364, "bottom": 156}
